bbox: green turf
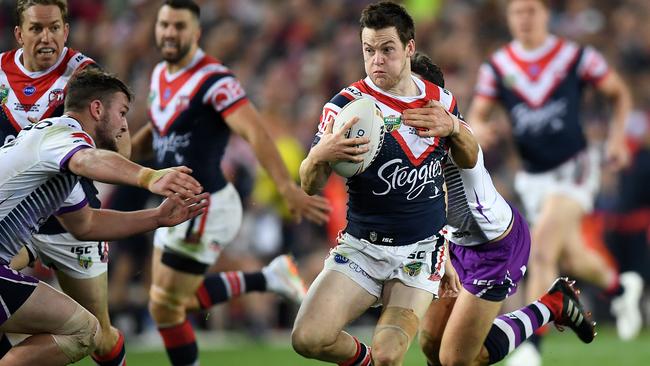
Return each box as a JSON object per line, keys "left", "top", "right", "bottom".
{"left": 73, "top": 326, "right": 650, "bottom": 365}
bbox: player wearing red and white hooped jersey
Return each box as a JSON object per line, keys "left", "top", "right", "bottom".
{"left": 468, "top": 0, "right": 638, "bottom": 363}
{"left": 131, "top": 3, "right": 330, "bottom": 365}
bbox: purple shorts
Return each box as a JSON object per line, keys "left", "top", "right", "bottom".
{"left": 0, "top": 263, "right": 39, "bottom": 325}
{"left": 450, "top": 206, "right": 530, "bottom": 302}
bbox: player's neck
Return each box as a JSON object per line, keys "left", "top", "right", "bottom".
{"left": 385, "top": 72, "right": 419, "bottom": 97}
{"left": 64, "top": 111, "right": 94, "bottom": 134}
{"left": 166, "top": 47, "right": 198, "bottom": 74}
{"left": 19, "top": 54, "right": 45, "bottom": 73}
{"left": 518, "top": 32, "right": 549, "bottom": 50}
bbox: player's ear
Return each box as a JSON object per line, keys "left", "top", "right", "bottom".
{"left": 63, "top": 23, "right": 70, "bottom": 43}
{"left": 14, "top": 26, "right": 24, "bottom": 46}
{"left": 406, "top": 39, "right": 415, "bottom": 58}
{"left": 88, "top": 99, "right": 103, "bottom": 121}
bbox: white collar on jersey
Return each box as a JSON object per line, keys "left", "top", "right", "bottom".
{"left": 15, "top": 47, "right": 69, "bottom": 78}
{"left": 364, "top": 73, "right": 426, "bottom": 102}
{"left": 164, "top": 48, "right": 205, "bottom": 81}
{"left": 510, "top": 35, "right": 559, "bottom": 61}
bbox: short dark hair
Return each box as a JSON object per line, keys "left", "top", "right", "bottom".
{"left": 65, "top": 68, "right": 133, "bottom": 112}
{"left": 359, "top": 1, "right": 415, "bottom": 46}
{"left": 16, "top": 0, "right": 67, "bottom": 26}
{"left": 161, "top": 0, "right": 200, "bottom": 19}
{"left": 410, "top": 52, "right": 445, "bottom": 88}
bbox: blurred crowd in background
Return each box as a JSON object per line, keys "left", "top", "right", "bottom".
{"left": 1, "top": 0, "right": 649, "bottom": 340}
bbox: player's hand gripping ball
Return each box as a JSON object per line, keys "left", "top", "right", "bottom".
{"left": 330, "top": 98, "right": 385, "bottom": 177}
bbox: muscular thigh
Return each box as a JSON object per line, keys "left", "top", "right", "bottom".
{"left": 420, "top": 297, "right": 456, "bottom": 350}
{"left": 440, "top": 289, "right": 502, "bottom": 362}
{"left": 294, "top": 270, "right": 377, "bottom": 338}
{"left": 382, "top": 279, "right": 434, "bottom": 318}
{"left": 151, "top": 248, "right": 204, "bottom": 301}
{"left": 533, "top": 195, "right": 584, "bottom": 255}
{"left": 56, "top": 271, "right": 109, "bottom": 324}
{"left": 0, "top": 282, "right": 79, "bottom": 334}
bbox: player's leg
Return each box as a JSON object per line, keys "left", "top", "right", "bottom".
{"left": 149, "top": 248, "right": 205, "bottom": 366}
{"left": 0, "top": 271, "right": 100, "bottom": 365}
{"left": 291, "top": 270, "right": 376, "bottom": 364}
{"left": 372, "top": 280, "right": 433, "bottom": 366}
{"left": 432, "top": 289, "right": 502, "bottom": 366}
{"left": 419, "top": 296, "right": 456, "bottom": 366}
{"left": 55, "top": 271, "right": 125, "bottom": 366}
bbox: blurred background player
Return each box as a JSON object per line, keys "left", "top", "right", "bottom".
{"left": 292, "top": 3, "right": 477, "bottom": 365}
{"left": 128, "top": 1, "right": 330, "bottom": 365}
{"left": 0, "top": 67, "right": 207, "bottom": 365}
{"left": 0, "top": 1, "right": 129, "bottom": 364}
{"left": 410, "top": 51, "right": 596, "bottom": 366}
{"left": 467, "top": 0, "right": 643, "bottom": 364}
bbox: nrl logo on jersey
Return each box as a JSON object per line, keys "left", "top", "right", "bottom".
{"left": 0, "top": 84, "right": 8, "bottom": 106}
{"left": 403, "top": 261, "right": 423, "bottom": 276}
{"left": 383, "top": 115, "right": 401, "bottom": 132}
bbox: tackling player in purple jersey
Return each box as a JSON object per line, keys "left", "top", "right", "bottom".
{"left": 0, "top": 68, "right": 207, "bottom": 365}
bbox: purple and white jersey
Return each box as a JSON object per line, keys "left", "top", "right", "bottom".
{"left": 443, "top": 147, "right": 513, "bottom": 246}
{"left": 475, "top": 36, "right": 609, "bottom": 173}
{"left": 0, "top": 116, "right": 93, "bottom": 261}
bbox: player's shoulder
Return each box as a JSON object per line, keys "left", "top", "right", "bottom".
{"left": 325, "top": 80, "right": 366, "bottom": 109}
{"left": 65, "top": 48, "right": 95, "bottom": 71}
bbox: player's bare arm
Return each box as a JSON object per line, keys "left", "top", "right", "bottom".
{"left": 130, "top": 123, "right": 154, "bottom": 161}
{"left": 67, "top": 148, "right": 202, "bottom": 198}
{"left": 224, "top": 102, "right": 331, "bottom": 224}
{"left": 300, "top": 116, "right": 370, "bottom": 195}
{"left": 595, "top": 70, "right": 633, "bottom": 170}
{"left": 466, "top": 96, "right": 499, "bottom": 150}
{"left": 402, "top": 100, "right": 478, "bottom": 168}
{"left": 56, "top": 192, "right": 209, "bottom": 241}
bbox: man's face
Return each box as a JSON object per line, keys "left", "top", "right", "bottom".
{"left": 155, "top": 5, "right": 199, "bottom": 64}
{"left": 14, "top": 4, "right": 69, "bottom": 71}
{"left": 95, "top": 92, "right": 130, "bottom": 152}
{"left": 361, "top": 26, "right": 413, "bottom": 91}
{"left": 507, "top": 0, "right": 549, "bottom": 44}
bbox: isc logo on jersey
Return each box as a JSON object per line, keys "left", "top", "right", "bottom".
{"left": 330, "top": 98, "right": 385, "bottom": 178}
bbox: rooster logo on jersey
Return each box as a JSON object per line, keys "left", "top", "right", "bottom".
{"left": 47, "top": 88, "right": 64, "bottom": 108}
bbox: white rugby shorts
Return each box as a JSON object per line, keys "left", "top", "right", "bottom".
{"left": 323, "top": 232, "right": 447, "bottom": 303}
{"left": 515, "top": 147, "right": 600, "bottom": 223}
{"left": 154, "top": 183, "right": 243, "bottom": 265}
{"left": 31, "top": 232, "right": 109, "bottom": 279}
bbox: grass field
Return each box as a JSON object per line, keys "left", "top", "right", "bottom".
{"left": 72, "top": 325, "right": 650, "bottom": 365}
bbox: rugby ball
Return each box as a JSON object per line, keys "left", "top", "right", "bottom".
{"left": 330, "top": 97, "right": 385, "bottom": 178}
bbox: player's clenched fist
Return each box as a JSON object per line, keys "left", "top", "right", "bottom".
{"left": 138, "top": 166, "right": 203, "bottom": 198}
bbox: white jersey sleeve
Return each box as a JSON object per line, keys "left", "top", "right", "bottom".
{"left": 38, "top": 121, "right": 95, "bottom": 172}
{"left": 577, "top": 46, "right": 609, "bottom": 84}
{"left": 444, "top": 147, "right": 513, "bottom": 246}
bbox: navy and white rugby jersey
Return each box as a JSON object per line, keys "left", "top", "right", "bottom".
{"left": 475, "top": 36, "right": 609, "bottom": 173}
{"left": 148, "top": 49, "right": 248, "bottom": 194}
{"left": 0, "top": 116, "right": 94, "bottom": 261}
{"left": 314, "top": 75, "right": 458, "bottom": 246}
{"left": 443, "top": 147, "right": 513, "bottom": 246}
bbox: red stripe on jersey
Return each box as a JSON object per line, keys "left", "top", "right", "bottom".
{"left": 448, "top": 96, "right": 457, "bottom": 114}
{"left": 391, "top": 131, "right": 441, "bottom": 167}
{"left": 2, "top": 49, "right": 75, "bottom": 108}
{"left": 158, "top": 56, "right": 216, "bottom": 109}
{"left": 151, "top": 71, "right": 224, "bottom": 136}
{"left": 71, "top": 132, "right": 93, "bottom": 145}
{"left": 491, "top": 48, "right": 581, "bottom": 108}
{"left": 195, "top": 195, "right": 210, "bottom": 240}
{"left": 506, "top": 39, "right": 564, "bottom": 82}
{"left": 1, "top": 104, "right": 22, "bottom": 133}
{"left": 220, "top": 97, "right": 248, "bottom": 118}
